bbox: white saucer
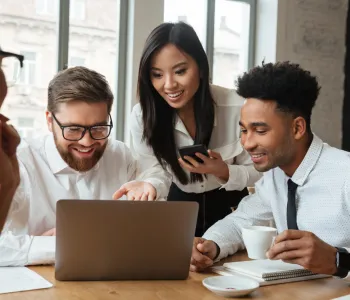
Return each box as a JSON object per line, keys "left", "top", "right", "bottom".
{"left": 202, "top": 275, "right": 259, "bottom": 297}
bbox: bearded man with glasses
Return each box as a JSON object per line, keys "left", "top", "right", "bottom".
{"left": 0, "top": 66, "right": 172, "bottom": 266}
{"left": 0, "top": 48, "right": 23, "bottom": 232}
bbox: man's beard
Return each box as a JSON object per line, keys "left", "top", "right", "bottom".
{"left": 53, "top": 133, "right": 108, "bottom": 172}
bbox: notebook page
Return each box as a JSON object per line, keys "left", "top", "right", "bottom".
{"left": 0, "top": 267, "right": 53, "bottom": 294}
{"left": 223, "top": 259, "right": 313, "bottom": 279}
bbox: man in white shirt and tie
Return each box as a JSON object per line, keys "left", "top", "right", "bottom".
{"left": 190, "top": 61, "right": 350, "bottom": 279}
{"left": 0, "top": 66, "right": 172, "bottom": 266}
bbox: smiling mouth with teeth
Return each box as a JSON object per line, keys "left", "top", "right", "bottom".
{"left": 75, "top": 148, "right": 93, "bottom": 153}
{"left": 166, "top": 90, "right": 184, "bottom": 98}
{"left": 251, "top": 154, "right": 265, "bottom": 158}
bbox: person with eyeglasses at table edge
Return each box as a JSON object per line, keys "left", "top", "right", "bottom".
{"left": 0, "top": 48, "right": 22, "bottom": 233}
{"left": 0, "top": 66, "right": 172, "bottom": 267}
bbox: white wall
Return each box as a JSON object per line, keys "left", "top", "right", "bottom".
{"left": 255, "top": 0, "right": 348, "bottom": 147}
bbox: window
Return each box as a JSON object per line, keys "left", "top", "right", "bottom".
{"left": 69, "top": 0, "right": 120, "bottom": 136}
{"left": 164, "top": 0, "right": 208, "bottom": 48}
{"left": 164, "top": 0, "right": 255, "bottom": 89}
{"left": 178, "top": 16, "right": 188, "bottom": 22}
{"left": 69, "top": 56, "right": 86, "bottom": 67}
{"left": 1, "top": 0, "right": 58, "bottom": 138}
{"left": 16, "top": 117, "right": 36, "bottom": 139}
{"left": 18, "top": 117, "right": 35, "bottom": 128}
{"left": 212, "top": 0, "right": 251, "bottom": 88}
{"left": 1, "top": 0, "right": 123, "bottom": 139}
{"left": 36, "top": 0, "right": 58, "bottom": 15}
{"left": 18, "top": 51, "right": 37, "bottom": 86}
{"left": 70, "top": 0, "right": 86, "bottom": 21}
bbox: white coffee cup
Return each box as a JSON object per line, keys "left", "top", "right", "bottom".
{"left": 241, "top": 226, "right": 277, "bottom": 259}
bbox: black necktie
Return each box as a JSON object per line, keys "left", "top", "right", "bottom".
{"left": 287, "top": 179, "right": 298, "bottom": 230}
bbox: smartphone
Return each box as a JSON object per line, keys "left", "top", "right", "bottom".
{"left": 178, "top": 144, "right": 209, "bottom": 164}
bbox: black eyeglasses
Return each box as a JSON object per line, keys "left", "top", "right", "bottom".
{"left": 51, "top": 113, "right": 113, "bottom": 141}
{"left": 0, "top": 50, "right": 25, "bottom": 87}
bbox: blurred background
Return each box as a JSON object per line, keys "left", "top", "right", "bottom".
{"left": 1, "top": 0, "right": 348, "bottom": 149}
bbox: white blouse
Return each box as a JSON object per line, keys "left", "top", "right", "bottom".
{"left": 130, "top": 85, "right": 262, "bottom": 194}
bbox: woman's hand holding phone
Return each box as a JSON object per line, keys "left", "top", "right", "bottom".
{"left": 178, "top": 146, "right": 229, "bottom": 182}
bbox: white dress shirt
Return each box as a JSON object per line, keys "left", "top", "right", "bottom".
{"left": 203, "top": 134, "right": 350, "bottom": 279}
{"left": 0, "top": 134, "right": 171, "bottom": 266}
{"left": 130, "top": 85, "right": 262, "bottom": 194}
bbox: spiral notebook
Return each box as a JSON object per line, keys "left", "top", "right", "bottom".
{"left": 212, "top": 259, "right": 330, "bottom": 286}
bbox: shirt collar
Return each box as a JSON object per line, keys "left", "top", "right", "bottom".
{"left": 45, "top": 134, "right": 70, "bottom": 174}
{"left": 45, "top": 134, "right": 101, "bottom": 175}
{"left": 174, "top": 106, "right": 218, "bottom": 134}
{"left": 290, "top": 134, "right": 324, "bottom": 186}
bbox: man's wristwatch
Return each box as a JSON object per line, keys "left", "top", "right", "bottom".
{"left": 333, "top": 247, "right": 350, "bottom": 278}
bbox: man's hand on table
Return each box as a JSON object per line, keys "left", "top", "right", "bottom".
{"left": 190, "top": 237, "right": 218, "bottom": 272}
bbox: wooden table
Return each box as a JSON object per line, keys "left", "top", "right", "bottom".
{"left": 2, "top": 252, "right": 350, "bottom": 300}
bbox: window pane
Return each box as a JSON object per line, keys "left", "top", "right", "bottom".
{"left": 35, "top": 0, "right": 46, "bottom": 14}
{"left": 18, "top": 117, "right": 34, "bottom": 127}
{"left": 69, "top": 56, "right": 86, "bottom": 67}
{"left": 213, "top": 0, "right": 251, "bottom": 89}
{"left": 0, "top": 0, "right": 58, "bottom": 138}
{"left": 19, "top": 51, "right": 37, "bottom": 86}
{"left": 70, "top": 0, "right": 86, "bottom": 21}
{"left": 35, "top": 0, "right": 58, "bottom": 15}
{"left": 28, "top": 62, "right": 36, "bottom": 85}
{"left": 164, "top": 0, "right": 208, "bottom": 49}
{"left": 47, "top": 0, "right": 57, "bottom": 15}
{"left": 1, "top": 56, "right": 19, "bottom": 84}
{"left": 69, "top": 0, "right": 120, "bottom": 134}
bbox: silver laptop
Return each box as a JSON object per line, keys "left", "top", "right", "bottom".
{"left": 55, "top": 200, "right": 198, "bottom": 281}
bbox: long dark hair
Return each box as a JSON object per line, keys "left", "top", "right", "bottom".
{"left": 137, "top": 22, "right": 215, "bottom": 185}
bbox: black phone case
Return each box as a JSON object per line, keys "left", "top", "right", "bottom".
{"left": 178, "top": 144, "right": 209, "bottom": 163}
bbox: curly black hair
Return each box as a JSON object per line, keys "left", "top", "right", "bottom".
{"left": 236, "top": 61, "right": 321, "bottom": 131}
